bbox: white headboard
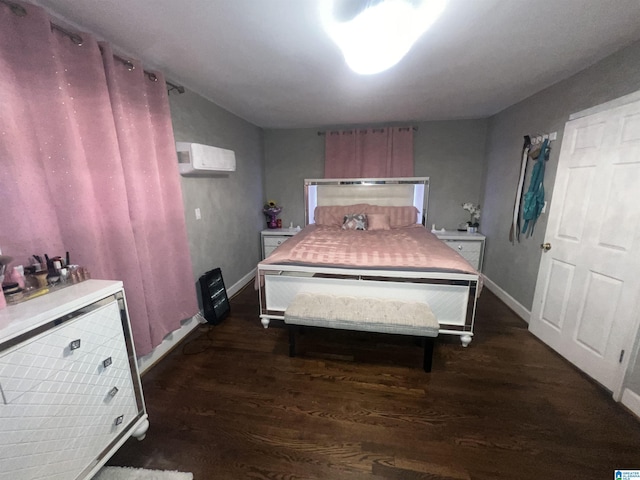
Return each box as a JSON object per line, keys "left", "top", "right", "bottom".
{"left": 304, "top": 177, "right": 430, "bottom": 226}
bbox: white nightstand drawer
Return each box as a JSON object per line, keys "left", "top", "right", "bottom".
{"left": 443, "top": 240, "right": 481, "bottom": 255}
{"left": 443, "top": 241, "right": 481, "bottom": 270}
{"left": 433, "top": 230, "right": 485, "bottom": 271}
{"left": 264, "top": 236, "right": 289, "bottom": 248}
{"left": 261, "top": 228, "right": 301, "bottom": 259}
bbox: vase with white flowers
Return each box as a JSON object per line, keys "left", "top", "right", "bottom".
{"left": 462, "top": 202, "right": 481, "bottom": 233}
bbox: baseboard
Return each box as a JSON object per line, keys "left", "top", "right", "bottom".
{"left": 137, "top": 267, "right": 256, "bottom": 375}
{"left": 621, "top": 388, "right": 640, "bottom": 419}
{"left": 482, "top": 274, "right": 531, "bottom": 324}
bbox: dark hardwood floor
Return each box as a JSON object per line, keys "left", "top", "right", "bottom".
{"left": 108, "top": 282, "right": 640, "bottom": 479}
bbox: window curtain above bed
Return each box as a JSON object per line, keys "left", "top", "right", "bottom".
{"left": 324, "top": 127, "right": 414, "bottom": 178}
{"left": 0, "top": 2, "right": 197, "bottom": 356}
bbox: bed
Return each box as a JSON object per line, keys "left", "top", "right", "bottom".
{"left": 256, "top": 177, "right": 481, "bottom": 346}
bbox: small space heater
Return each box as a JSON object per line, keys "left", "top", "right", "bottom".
{"left": 198, "top": 268, "right": 230, "bottom": 325}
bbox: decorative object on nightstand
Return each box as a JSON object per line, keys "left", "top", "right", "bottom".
{"left": 461, "top": 202, "right": 481, "bottom": 233}
{"left": 261, "top": 228, "right": 300, "bottom": 259}
{"left": 434, "top": 230, "right": 486, "bottom": 271}
{"left": 262, "top": 200, "right": 283, "bottom": 229}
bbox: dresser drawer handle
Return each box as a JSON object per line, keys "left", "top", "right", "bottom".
{"left": 277, "top": 240, "right": 282, "bottom": 245}
{"left": 103, "top": 357, "right": 113, "bottom": 368}
{"left": 114, "top": 415, "right": 124, "bottom": 426}
{"left": 109, "top": 386, "right": 119, "bottom": 397}
{"left": 457, "top": 245, "right": 462, "bottom": 250}
{"left": 70, "top": 339, "right": 81, "bottom": 351}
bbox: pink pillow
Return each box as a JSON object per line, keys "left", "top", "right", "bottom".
{"left": 364, "top": 205, "right": 419, "bottom": 228}
{"left": 367, "top": 213, "right": 391, "bottom": 231}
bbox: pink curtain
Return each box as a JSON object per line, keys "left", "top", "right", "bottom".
{"left": 324, "top": 127, "right": 414, "bottom": 178}
{"left": 0, "top": 2, "right": 197, "bottom": 355}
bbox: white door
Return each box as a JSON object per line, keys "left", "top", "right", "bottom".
{"left": 529, "top": 95, "right": 640, "bottom": 393}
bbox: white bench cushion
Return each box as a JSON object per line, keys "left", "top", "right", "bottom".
{"left": 284, "top": 293, "right": 438, "bottom": 337}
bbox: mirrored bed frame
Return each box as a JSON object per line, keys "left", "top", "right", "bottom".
{"left": 257, "top": 177, "right": 480, "bottom": 346}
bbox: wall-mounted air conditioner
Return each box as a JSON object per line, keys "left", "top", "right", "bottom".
{"left": 176, "top": 142, "right": 236, "bottom": 176}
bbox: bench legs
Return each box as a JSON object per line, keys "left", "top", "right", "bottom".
{"left": 423, "top": 337, "right": 435, "bottom": 373}
{"left": 288, "top": 326, "right": 436, "bottom": 372}
{"left": 288, "top": 325, "right": 296, "bottom": 357}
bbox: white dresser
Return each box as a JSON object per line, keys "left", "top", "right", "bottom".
{"left": 434, "top": 230, "right": 486, "bottom": 271}
{"left": 261, "top": 228, "right": 300, "bottom": 259}
{"left": 0, "top": 280, "right": 148, "bottom": 480}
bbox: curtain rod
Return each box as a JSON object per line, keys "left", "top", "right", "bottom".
{"left": 317, "top": 126, "right": 418, "bottom": 136}
{"left": 1, "top": 0, "right": 185, "bottom": 95}
{"left": 100, "top": 47, "right": 185, "bottom": 94}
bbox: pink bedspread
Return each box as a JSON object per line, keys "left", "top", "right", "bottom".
{"left": 259, "top": 225, "right": 479, "bottom": 276}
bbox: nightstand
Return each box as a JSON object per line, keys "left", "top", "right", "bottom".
{"left": 433, "top": 230, "right": 486, "bottom": 271}
{"left": 261, "top": 228, "right": 300, "bottom": 259}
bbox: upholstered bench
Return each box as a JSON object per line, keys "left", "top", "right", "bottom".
{"left": 284, "top": 293, "right": 439, "bottom": 372}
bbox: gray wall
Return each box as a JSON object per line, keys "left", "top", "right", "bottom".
{"left": 263, "top": 128, "right": 324, "bottom": 228}
{"left": 169, "top": 90, "right": 264, "bottom": 290}
{"left": 480, "top": 39, "right": 640, "bottom": 397}
{"left": 263, "top": 120, "right": 488, "bottom": 229}
{"left": 414, "top": 120, "right": 488, "bottom": 229}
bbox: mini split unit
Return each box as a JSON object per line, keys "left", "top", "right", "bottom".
{"left": 176, "top": 142, "right": 236, "bottom": 176}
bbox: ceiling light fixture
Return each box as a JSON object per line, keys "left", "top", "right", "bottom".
{"left": 320, "top": 0, "right": 448, "bottom": 75}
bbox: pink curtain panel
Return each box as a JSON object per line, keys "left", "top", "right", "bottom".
{"left": 324, "top": 127, "right": 414, "bottom": 178}
{"left": 0, "top": 2, "right": 197, "bottom": 355}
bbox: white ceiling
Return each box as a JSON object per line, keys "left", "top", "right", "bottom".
{"left": 33, "top": 0, "right": 640, "bottom": 128}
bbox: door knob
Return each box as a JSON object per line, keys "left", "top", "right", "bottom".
{"left": 540, "top": 243, "right": 551, "bottom": 251}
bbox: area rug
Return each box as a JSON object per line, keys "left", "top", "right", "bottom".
{"left": 93, "top": 466, "right": 193, "bottom": 480}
